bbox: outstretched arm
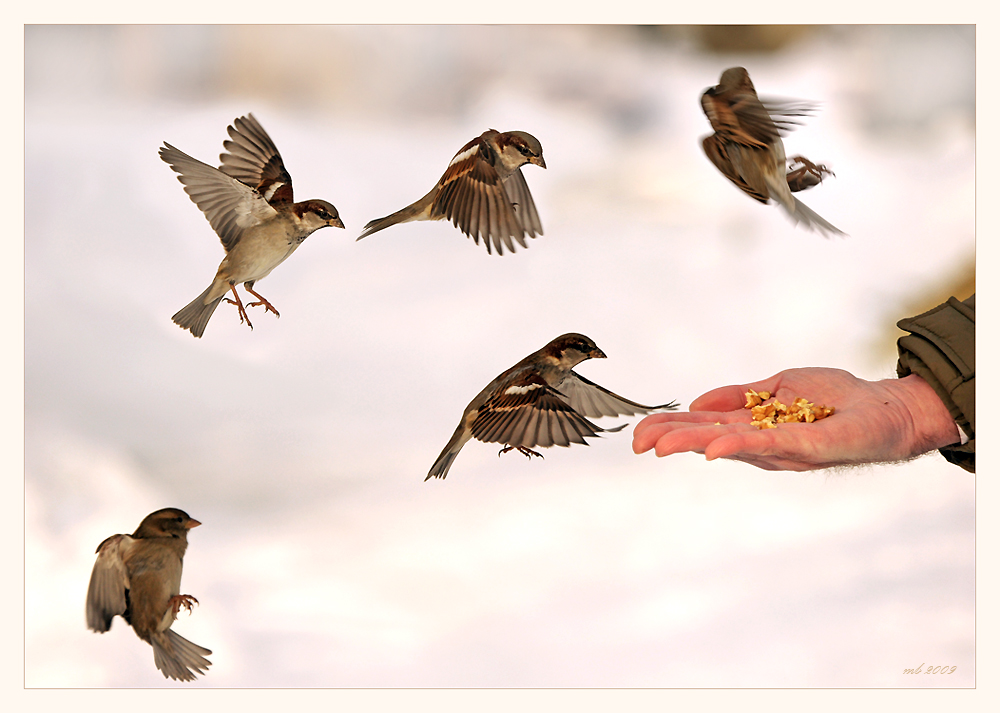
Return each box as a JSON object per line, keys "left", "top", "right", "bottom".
{"left": 632, "top": 367, "right": 961, "bottom": 471}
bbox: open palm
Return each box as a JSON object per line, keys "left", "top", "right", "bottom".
{"left": 632, "top": 368, "right": 959, "bottom": 471}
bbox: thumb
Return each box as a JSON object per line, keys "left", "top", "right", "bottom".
{"left": 690, "top": 375, "right": 783, "bottom": 412}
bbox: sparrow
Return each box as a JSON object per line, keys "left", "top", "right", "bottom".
{"left": 161, "top": 114, "right": 345, "bottom": 337}
{"left": 701, "top": 67, "right": 844, "bottom": 236}
{"left": 86, "top": 508, "right": 211, "bottom": 682}
{"left": 427, "top": 333, "right": 678, "bottom": 480}
{"left": 357, "top": 129, "right": 546, "bottom": 255}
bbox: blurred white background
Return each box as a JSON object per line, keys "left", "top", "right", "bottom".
{"left": 23, "top": 24, "right": 976, "bottom": 688}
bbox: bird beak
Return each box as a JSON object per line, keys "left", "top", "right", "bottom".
{"left": 331, "top": 217, "right": 345, "bottom": 229}
{"left": 591, "top": 348, "right": 607, "bottom": 359}
{"left": 185, "top": 518, "right": 202, "bottom": 529}
{"left": 533, "top": 156, "right": 547, "bottom": 169}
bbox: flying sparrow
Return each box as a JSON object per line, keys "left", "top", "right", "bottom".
{"left": 427, "top": 333, "right": 678, "bottom": 480}
{"left": 701, "top": 67, "right": 843, "bottom": 236}
{"left": 86, "top": 508, "right": 211, "bottom": 682}
{"left": 161, "top": 114, "right": 345, "bottom": 337}
{"left": 357, "top": 129, "right": 546, "bottom": 255}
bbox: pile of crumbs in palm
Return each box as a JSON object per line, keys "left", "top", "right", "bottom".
{"left": 744, "top": 388, "right": 835, "bottom": 429}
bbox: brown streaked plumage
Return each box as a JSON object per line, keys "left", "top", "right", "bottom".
{"left": 427, "top": 333, "right": 678, "bottom": 480}
{"left": 357, "top": 129, "right": 545, "bottom": 255}
{"left": 161, "top": 114, "right": 345, "bottom": 337}
{"left": 86, "top": 508, "right": 211, "bottom": 682}
{"left": 701, "top": 67, "right": 843, "bottom": 236}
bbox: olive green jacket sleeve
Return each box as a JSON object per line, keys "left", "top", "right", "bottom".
{"left": 896, "top": 294, "right": 975, "bottom": 472}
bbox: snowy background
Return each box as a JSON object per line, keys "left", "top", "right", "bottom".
{"left": 23, "top": 24, "right": 976, "bottom": 688}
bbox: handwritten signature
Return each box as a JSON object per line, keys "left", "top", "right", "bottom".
{"left": 903, "top": 664, "right": 957, "bottom": 674}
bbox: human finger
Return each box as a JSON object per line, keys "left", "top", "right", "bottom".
{"left": 632, "top": 410, "right": 744, "bottom": 440}
{"left": 689, "top": 374, "right": 786, "bottom": 412}
{"left": 645, "top": 422, "right": 755, "bottom": 457}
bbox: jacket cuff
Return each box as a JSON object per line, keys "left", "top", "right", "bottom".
{"left": 896, "top": 295, "right": 975, "bottom": 472}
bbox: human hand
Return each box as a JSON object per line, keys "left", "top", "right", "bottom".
{"left": 632, "top": 367, "right": 961, "bottom": 471}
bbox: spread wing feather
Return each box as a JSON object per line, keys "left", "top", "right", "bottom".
{"left": 159, "top": 143, "right": 278, "bottom": 250}
{"left": 471, "top": 375, "right": 603, "bottom": 448}
{"left": 557, "top": 371, "right": 679, "bottom": 419}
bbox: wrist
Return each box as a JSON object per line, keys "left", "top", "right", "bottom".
{"left": 891, "top": 373, "right": 962, "bottom": 452}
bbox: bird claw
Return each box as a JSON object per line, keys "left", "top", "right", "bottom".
{"left": 244, "top": 287, "right": 280, "bottom": 318}
{"left": 247, "top": 300, "right": 280, "bottom": 318}
{"left": 786, "top": 155, "right": 835, "bottom": 192}
{"left": 168, "top": 594, "right": 199, "bottom": 618}
{"left": 225, "top": 289, "right": 254, "bottom": 330}
{"left": 787, "top": 155, "right": 832, "bottom": 176}
{"left": 498, "top": 444, "right": 544, "bottom": 460}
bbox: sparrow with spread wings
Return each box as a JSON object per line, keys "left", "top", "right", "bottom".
{"left": 86, "top": 508, "right": 211, "bottom": 682}
{"left": 358, "top": 129, "right": 545, "bottom": 255}
{"left": 161, "top": 114, "right": 344, "bottom": 337}
{"left": 427, "top": 333, "right": 678, "bottom": 480}
{"left": 701, "top": 67, "right": 843, "bottom": 236}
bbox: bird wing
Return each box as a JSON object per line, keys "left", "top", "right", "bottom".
{"left": 86, "top": 533, "right": 133, "bottom": 632}
{"left": 725, "top": 140, "right": 783, "bottom": 204}
{"left": 430, "top": 137, "right": 527, "bottom": 255}
{"left": 502, "top": 168, "right": 543, "bottom": 238}
{"left": 701, "top": 133, "right": 770, "bottom": 204}
{"left": 702, "top": 90, "right": 779, "bottom": 148}
{"left": 470, "top": 373, "right": 604, "bottom": 449}
{"left": 160, "top": 142, "right": 279, "bottom": 251}
{"left": 759, "top": 98, "right": 817, "bottom": 136}
{"left": 557, "top": 371, "right": 679, "bottom": 419}
{"left": 219, "top": 114, "right": 295, "bottom": 205}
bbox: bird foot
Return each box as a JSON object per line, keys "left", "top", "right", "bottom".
{"left": 786, "top": 155, "right": 835, "bottom": 192}
{"left": 224, "top": 285, "right": 254, "bottom": 330}
{"left": 168, "top": 594, "right": 199, "bottom": 618}
{"left": 247, "top": 300, "right": 280, "bottom": 317}
{"left": 498, "top": 444, "right": 544, "bottom": 460}
{"left": 244, "top": 287, "right": 280, "bottom": 318}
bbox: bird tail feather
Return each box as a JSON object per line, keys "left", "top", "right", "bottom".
{"left": 358, "top": 199, "right": 432, "bottom": 241}
{"left": 426, "top": 449, "right": 460, "bottom": 480}
{"left": 172, "top": 286, "right": 223, "bottom": 338}
{"left": 789, "top": 196, "right": 844, "bottom": 237}
{"left": 151, "top": 629, "right": 212, "bottom": 682}
{"left": 426, "top": 429, "right": 471, "bottom": 481}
